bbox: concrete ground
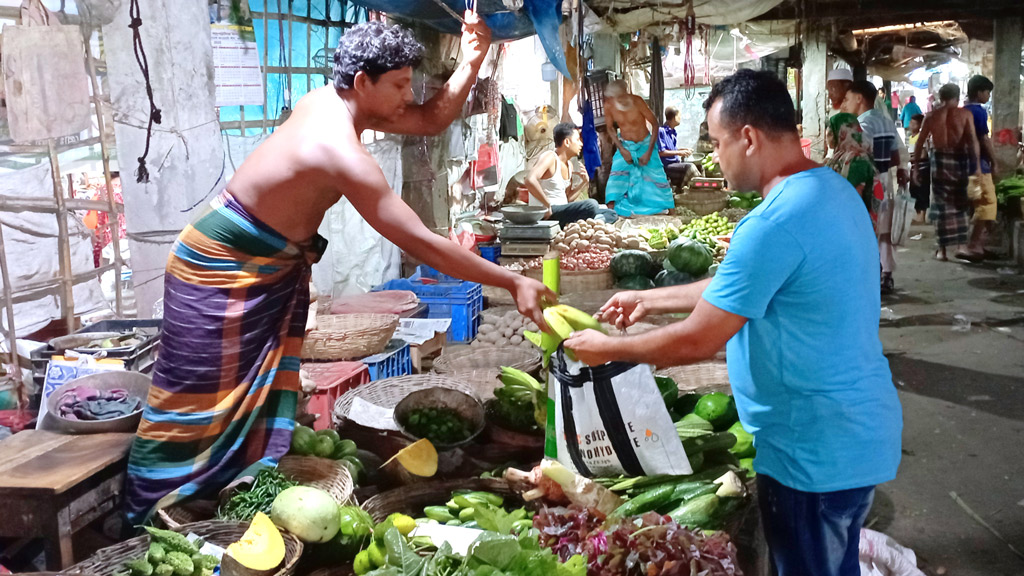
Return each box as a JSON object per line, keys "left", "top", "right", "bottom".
{"left": 872, "top": 221, "right": 1024, "bottom": 576}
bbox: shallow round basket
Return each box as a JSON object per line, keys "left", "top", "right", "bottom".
{"left": 42, "top": 371, "right": 151, "bottom": 434}
{"left": 657, "top": 360, "right": 731, "bottom": 395}
{"left": 277, "top": 455, "right": 354, "bottom": 505}
{"left": 156, "top": 500, "right": 217, "bottom": 530}
{"left": 333, "top": 374, "right": 478, "bottom": 427}
{"left": 362, "top": 478, "right": 517, "bottom": 523}
{"left": 677, "top": 191, "right": 730, "bottom": 216}
{"left": 524, "top": 267, "right": 614, "bottom": 294}
{"left": 393, "top": 387, "right": 486, "bottom": 449}
{"left": 501, "top": 205, "right": 547, "bottom": 225}
{"left": 302, "top": 313, "right": 399, "bottom": 361}
{"left": 432, "top": 346, "right": 541, "bottom": 376}
{"left": 69, "top": 520, "right": 303, "bottom": 576}
{"left": 445, "top": 368, "right": 502, "bottom": 399}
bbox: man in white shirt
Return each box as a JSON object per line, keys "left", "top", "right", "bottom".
{"left": 524, "top": 123, "right": 617, "bottom": 227}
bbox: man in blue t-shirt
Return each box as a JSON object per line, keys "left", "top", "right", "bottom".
{"left": 566, "top": 69, "right": 902, "bottom": 576}
{"left": 658, "top": 107, "right": 700, "bottom": 189}
{"left": 963, "top": 75, "right": 997, "bottom": 259}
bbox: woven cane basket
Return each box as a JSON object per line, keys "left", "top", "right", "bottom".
{"left": 70, "top": 520, "right": 302, "bottom": 576}
{"left": 332, "top": 374, "right": 478, "bottom": 426}
{"left": 302, "top": 313, "right": 399, "bottom": 360}
{"left": 657, "top": 360, "right": 731, "bottom": 395}
{"left": 277, "top": 455, "right": 354, "bottom": 505}
{"left": 432, "top": 346, "right": 541, "bottom": 375}
{"left": 676, "top": 190, "right": 730, "bottom": 216}
{"left": 362, "top": 478, "right": 518, "bottom": 523}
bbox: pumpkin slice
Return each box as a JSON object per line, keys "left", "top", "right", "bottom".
{"left": 221, "top": 512, "right": 285, "bottom": 576}
{"left": 382, "top": 438, "right": 438, "bottom": 477}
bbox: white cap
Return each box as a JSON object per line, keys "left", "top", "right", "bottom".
{"left": 827, "top": 68, "right": 853, "bottom": 82}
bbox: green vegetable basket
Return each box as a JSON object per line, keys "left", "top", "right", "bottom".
{"left": 69, "top": 520, "right": 303, "bottom": 576}
{"left": 361, "top": 478, "right": 518, "bottom": 523}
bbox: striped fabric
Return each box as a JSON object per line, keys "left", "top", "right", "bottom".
{"left": 606, "top": 134, "right": 674, "bottom": 216}
{"left": 124, "top": 192, "right": 324, "bottom": 524}
{"left": 928, "top": 150, "right": 971, "bottom": 248}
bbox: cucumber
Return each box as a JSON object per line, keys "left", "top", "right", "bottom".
{"left": 468, "top": 491, "right": 504, "bottom": 507}
{"left": 668, "top": 494, "right": 720, "bottom": 528}
{"left": 681, "top": 432, "right": 737, "bottom": 455}
{"left": 612, "top": 484, "right": 677, "bottom": 517}
{"left": 424, "top": 506, "right": 455, "bottom": 523}
{"left": 659, "top": 483, "right": 720, "bottom": 513}
{"left": 458, "top": 507, "right": 475, "bottom": 522}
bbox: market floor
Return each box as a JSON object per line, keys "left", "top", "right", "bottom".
{"left": 873, "top": 222, "right": 1024, "bottom": 576}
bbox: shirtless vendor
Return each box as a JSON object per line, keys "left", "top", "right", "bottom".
{"left": 603, "top": 80, "right": 674, "bottom": 216}
{"left": 124, "top": 14, "right": 555, "bottom": 524}
{"left": 912, "top": 83, "right": 981, "bottom": 261}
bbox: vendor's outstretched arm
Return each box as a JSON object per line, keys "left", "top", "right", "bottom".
{"left": 566, "top": 298, "right": 745, "bottom": 367}
{"left": 342, "top": 155, "right": 555, "bottom": 329}
{"left": 372, "top": 12, "right": 491, "bottom": 136}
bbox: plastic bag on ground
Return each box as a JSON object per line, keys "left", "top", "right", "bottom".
{"left": 859, "top": 528, "right": 926, "bottom": 576}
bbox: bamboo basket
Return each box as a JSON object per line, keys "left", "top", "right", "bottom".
{"left": 158, "top": 457, "right": 354, "bottom": 529}
{"left": 277, "top": 455, "right": 354, "bottom": 505}
{"left": 70, "top": 520, "right": 303, "bottom": 576}
{"left": 432, "top": 346, "right": 541, "bottom": 375}
{"left": 444, "top": 368, "right": 502, "bottom": 399}
{"left": 523, "top": 267, "right": 614, "bottom": 293}
{"left": 332, "top": 374, "right": 478, "bottom": 426}
{"left": 657, "top": 360, "right": 731, "bottom": 395}
{"left": 676, "top": 190, "right": 730, "bottom": 216}
{"left": 302, "top": 313, "right": 399, "bottom": 361}
{"left": 361, "top": 478, "right": 519, "bottom": 523}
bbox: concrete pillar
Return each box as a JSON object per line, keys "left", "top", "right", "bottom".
{"left": 102, "top": 0, "right": 225, "bottom": 317}
{"left": 992, "top": 17, "right": 1022, "bottom": 177}
{"left": 800, "top": 31, "right": 828, "bottom": 161}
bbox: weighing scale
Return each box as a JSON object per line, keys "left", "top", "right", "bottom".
{"left": 690, "top": 177, "right": 727, "bottom": 190}
{"left": 498, "top": 221, "right": 560, "bottom": 256}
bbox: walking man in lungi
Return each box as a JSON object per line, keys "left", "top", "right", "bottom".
{"left": 603, "top": 80, "right": 675, "bottom": 216}
{"left": 912, "top": 84, "right": 981, "bottom": 261}
{"left": 124, "top": 13, "right": 554, "bottom": 523}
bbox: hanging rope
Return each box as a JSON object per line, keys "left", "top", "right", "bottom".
{"left": 682, "top": 3, "right": 696, "bottom": 99}
{"left": 701, "top": 25, "right": 711, "bottom": 85}
{"left": 128, "top": 0, "right": 161, "bottom": 183}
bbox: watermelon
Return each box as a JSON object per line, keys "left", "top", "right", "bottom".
{"left": 655, "top": 269, "right": 695, "bottom": 287}
{"left": 610, "top": 250, "right": 654, "bottom": 279}
{"left": 667, "top": 238, "right": 713, "bottom": 277}
{"left": 615, "top": 275, "right": 655, "bottom": 290}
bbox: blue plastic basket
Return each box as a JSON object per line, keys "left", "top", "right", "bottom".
{"left": 478, "top": 243, "right": 501, "bottom": 264}
{"left": 361, "top": 339, "right": 413, "bottom": 381}
{"left": 373, "top": 266, "right": 483, "bottom": 344}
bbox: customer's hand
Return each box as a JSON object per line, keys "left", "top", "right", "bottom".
{"left": 897, "top": 168, "right": 909, "bottom": 187}
{"left": 564, "top": 329, "right": 617, "bottom": 367}
{"left": 598, "top": 291, "right": 648, "bottom": 329}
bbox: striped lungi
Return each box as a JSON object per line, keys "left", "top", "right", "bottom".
{"left": 927, "top": 150, "right": 970, "bottom": 248}
{"left": 124, "top": 191, "right": 324, "bottom": 523}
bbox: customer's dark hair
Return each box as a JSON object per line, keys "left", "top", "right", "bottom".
{"left": 938, "top": 83, "right": 960, "bottom": 102}
{"left": 967, "top": 75, "right": 994, "bottom": 99}
{"left": 333, "top": 21, "right": 424, "bottom": 91}
{"left": 848, "top": 80, "right": 878, "bottom": 106}
{"left": 911, "top": 114, "right": 924, "bottom": 124}
{"left": 665, "top": 107, "right": 679, "bottom": 121}
{"left": 702, "top": 69, "right": 796, "bottom": 135}
{"left": 553, "top": 123, "right": 579, "bottom": 148}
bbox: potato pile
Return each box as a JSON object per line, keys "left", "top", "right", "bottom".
{"left": 551, "top": 219, "right": 652, "bottom": 254}
{"left": 472, "top": 309, "right": 539, "bottom": 349}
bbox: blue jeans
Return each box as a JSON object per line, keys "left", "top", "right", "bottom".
{"left": 550, "top": 199, "right": 618, "bottom": 227}
{"left": 758, "top": 475, "right": 874, "bottom": 576}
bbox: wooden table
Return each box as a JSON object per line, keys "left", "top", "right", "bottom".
{"left": 0, "top": 430, "right": 134, "bottom": 569}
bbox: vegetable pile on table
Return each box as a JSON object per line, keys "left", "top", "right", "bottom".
{"left": 56, "top": 385, "right": 142, "bottom": 421}
{"left": 485, "top": 366, "right": 545, "bottom": 433}
{"left": 288, "top": 425, "right": 366, "bottom": 482}
{"left": 218, "top": 468, "right": 298, "bottom": 522}
{"left": 995, "top": 174, "right": 1024, "bottom": 205}
{"left": 402, "top": 406, "right": 475, "bottom": 445}
{"left": 700, "top": 155, "right": 722, "bottom": 178}
{"left": 728, "top": 191, "right": 762, "bottom": 210}
{"left": 473, "top": 309, "right": 540, "bottom": 349}
{"left": 119, "top": 527, "right": 219, "bottom": 576}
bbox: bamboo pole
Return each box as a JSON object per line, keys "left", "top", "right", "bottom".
{"left": 306, "top": 0, "right": 311, "bottom": 94}
{"left": 47, "top": 140, "right": 76, "bottom": 333}
{"left": 0, "top": 223, "right": 24, "bottom": 407}
{"left": 82, "top": 25, "right": 124, "bottom": 316}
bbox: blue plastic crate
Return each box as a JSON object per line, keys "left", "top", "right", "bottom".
{"left": 373, "top": 266, "right": 483, "bottom": 344}
{"left": 478, "top": 243, "right": 501, "bottom": 264}
{"left": 361, "top": 339, "right": 413, "bottom": 381}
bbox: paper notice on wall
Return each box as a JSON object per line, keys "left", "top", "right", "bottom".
{"left": 211, "top": 25, "right": 264, "bottom": 107}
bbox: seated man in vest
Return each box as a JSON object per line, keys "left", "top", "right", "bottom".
{"left": 524, "top": 122, "right": 617, "bottom": 227}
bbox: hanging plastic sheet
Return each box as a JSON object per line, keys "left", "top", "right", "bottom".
{"left": 580, "top": 100, "right": 602, "bottom": 180}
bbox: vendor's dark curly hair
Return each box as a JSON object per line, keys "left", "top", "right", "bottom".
{"left": 704, "top": 69, "right": 797, "bottom": 135}
{"left": 333, "top": 21, "right": 424, "bottom": 91}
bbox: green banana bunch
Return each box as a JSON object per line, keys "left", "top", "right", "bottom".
{"left": 524, "top": 305, "right": 607, "bottom": 362}
{"left": 499, "top": 366, "right": 547, "bottom": 429}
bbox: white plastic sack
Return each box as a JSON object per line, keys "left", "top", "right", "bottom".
{"left": 859, "top": 529, "right": 926, "bottom": 576}
{"left": 889, "top": 185, "right": 917, "bottom": 246}
{"left": 546, "top": 349, "right": 692, "bottom": 477}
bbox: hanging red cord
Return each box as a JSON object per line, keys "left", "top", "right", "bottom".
{"left": 702, "top": 25, "right": 711, "bottom": 85}
{"left": 683, "top": 3, "right": 696, "bottom": 99}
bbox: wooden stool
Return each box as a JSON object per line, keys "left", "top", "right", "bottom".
{"left": 0, "top": 430, "right": 134, "bottom": 569}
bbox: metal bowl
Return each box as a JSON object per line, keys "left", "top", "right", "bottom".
{"left": 393, "top": 387, "right": 486, "bottom": 450}
{"left": 501, "top": 205, "right": 547, "bottom": 225}
{"left": 42, "top": 371, "right": 151, "bottom": 434}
